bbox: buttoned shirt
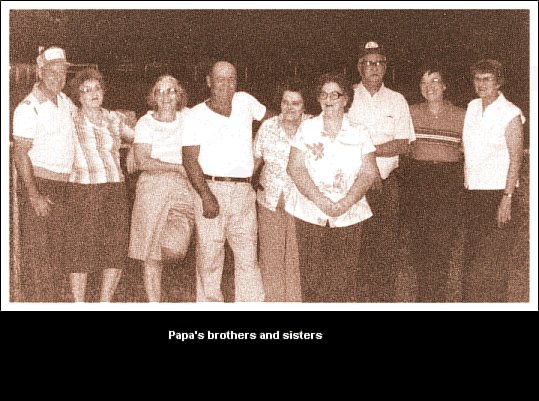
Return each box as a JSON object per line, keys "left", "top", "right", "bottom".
{"left": 71, "top": 108, "right": 134, "bottom": 184}
{"left": 13, "top": 83, "right": 76, "bottom": 179}
{"left": 253, "top": 113, "right": 312, "bottom": 211}
{"left": 348, "top": 83, "right": 415, "bottom": 179}
{"left": 286, "top": 113, "right": 376, "bottom": 227}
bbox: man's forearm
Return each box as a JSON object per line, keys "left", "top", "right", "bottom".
{"left": 375, "top": 139, "right": 409, "bottom": 157}
{"left": 182, "top": 148, "right": 214, "bottom": 200}
{"left": 13, "top": 150, "right": 39, "bottom": 197}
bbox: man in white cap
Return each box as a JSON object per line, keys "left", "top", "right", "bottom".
{"left": 348, "top": 41, "right": 415, "bottom": 302}
{"left": 13, "top": 46, "right": 76, "bottom": 302}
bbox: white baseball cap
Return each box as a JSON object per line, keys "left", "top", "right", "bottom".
{"left": 36, "top": 46, "right": 69, "bottom": 69}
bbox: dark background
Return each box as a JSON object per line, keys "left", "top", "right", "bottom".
{"left": 10, "top": 9, "right": 530, "bottom": 128}
{"left": 6, "top": 8, "right": 533, "bottom": 310}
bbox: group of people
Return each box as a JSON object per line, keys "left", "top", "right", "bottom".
{"left": 12, "top": 42, "right": 525, "bottom": 303}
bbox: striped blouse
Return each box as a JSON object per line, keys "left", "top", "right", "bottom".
{"left": 409, "top": 101, "right": 466, "bottom": 162}
{"left": 70, "top": 108, "right": 135, "bottom": 184}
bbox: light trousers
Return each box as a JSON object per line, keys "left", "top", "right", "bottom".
{"left": 258, "top": 203, "right": 301, "bottom": 302}
{"left": 194, "top": 182, "right": 264, "bottom": 302}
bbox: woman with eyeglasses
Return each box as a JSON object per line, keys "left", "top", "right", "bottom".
{"left": 65, "top": 68, "right": 135, "bottom": 302}
{"left": 461, "top": 59, "right": 525, "bottom": 302}
{"left": 402, "top": 64, "right": 466, "bottom": 302}
{"left": 286, "top": 73, "right": 379, "bottom": 302}
{"left": 128, "top": 75, "right": 195, "bottom": 302}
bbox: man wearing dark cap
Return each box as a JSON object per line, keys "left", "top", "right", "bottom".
{"left": 348, "top": 41, "right": 415, "bottom": 302}
{"left": 13, "top": 46, "right": 76, "bottom": 302}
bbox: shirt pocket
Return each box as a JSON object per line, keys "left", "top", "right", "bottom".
{"left": 380, "top": 115, "right": 395, "bottom": 138}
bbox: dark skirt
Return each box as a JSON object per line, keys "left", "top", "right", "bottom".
{"left": 64, "top": 182, "right": 129, "bottom": 274}
{"left": 295, "top": 218, "right": 362, "bottom": 303}
{"left": 402, "top": 159, "right": 464, "bottom": 302}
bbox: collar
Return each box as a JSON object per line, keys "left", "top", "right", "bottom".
{"left": 31, "top": 82, "right": 64, "bottom": 105}
{"left": 315, "top": 113, "right": 354, "bottom": 137}
{"left": 357, "top": 82, "right": 386, "bottom": 97}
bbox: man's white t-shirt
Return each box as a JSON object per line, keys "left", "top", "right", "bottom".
{"left": 182, "top": 92, "right": 266, "bottom": 178}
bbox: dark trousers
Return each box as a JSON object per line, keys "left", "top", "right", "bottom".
{"left": 296, "top": 218, "right": 362, "bottom": 303}
{"left": 17, "top": 178, "right": 69, "bottom": 302}
{"left": 462, "top": 190, "right": 518, "bottom": 302}
{"left": 359, "top": 173, "right": 399, "bottom": 302}
{"left": 402, "top": 160, "right": 464, "bottom": 302}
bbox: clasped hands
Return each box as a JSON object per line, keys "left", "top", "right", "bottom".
{"left": 316, "top": 195, "right": 352, "bottom": 218}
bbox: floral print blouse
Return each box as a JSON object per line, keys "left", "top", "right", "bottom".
{"left": 253, "top": 113, "right": 312, "bottom": 211}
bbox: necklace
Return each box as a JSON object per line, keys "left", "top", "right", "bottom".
{"left": 427, "top": 103, "right": 443, "bottom": 119}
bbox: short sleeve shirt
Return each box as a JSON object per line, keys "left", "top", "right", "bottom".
{"left": 13, "top": 83, "right": 76, "bottom": 176}
{"left": 134, "top": 108, "right": 189, "bottom": 165}
{"left": 182, "top": 92, "right": 266, "bottom": 178}
{"left": 286, "top": 113, "right": 376, "bottom": 227}
{"left": 253, "top": 113, "right": 312, "bottom": 211}
{"left": 348, "top": 83, "right": 415, "bottom": 179}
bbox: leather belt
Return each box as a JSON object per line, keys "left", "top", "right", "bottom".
{"left": 204, "top": 174, "right": 251, "bottom": 183}
{"left": 410, "top": 159, "right": 462, "bottom": 166}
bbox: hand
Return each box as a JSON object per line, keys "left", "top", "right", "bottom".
{"left": 315, "top": 195, "right": 336, "bottom": 217}
{"left": 125, "top": 145, "right": 137, "bottom": 174}
{"left": 202, "top": 193, "right": 220, "bottom": 219}
{"left": 251, "top": 177, "right": 264, "bottom": 192}
{"left": 327, "top": 199, "right": 352, "bottom": 217}
{"left": 497, "top": 196, "right": 512, "bottom": 228}
{"left": 30, "top": 193, "right": 53, "bottom": 217}
{"left": 117, "top": 109, "right": 137, "bottom": 128}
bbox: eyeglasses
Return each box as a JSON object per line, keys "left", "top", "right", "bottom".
{"left": 319, "top": 91, "right": 346, "bottom": 101}
{"left": 80, "top": 86, "right": 103, "bottom": 94}
{"left": 361, "top": 60, "right": 386, "bottom": 67}
{"left": 154, "top": 88, "right": 180, "bottom": 96}
{"left": 473, "top": 76, "right": 496, "bottom": 83}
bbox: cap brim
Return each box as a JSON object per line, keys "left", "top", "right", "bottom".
{"left": 362, "top": 49, "right": 385, "bottom": 56}
{"left": 41, "top": 60, "right": 71, "bottom": 68}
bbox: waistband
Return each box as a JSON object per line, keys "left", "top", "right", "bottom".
{"left": 33, "top": 166, "right": 70, "bottom": 182}
{"left": 204, "top": 174, "right": 251, "bottom": 183}
{"left": 409, "top": 159, "right": 463, "bottom": 166}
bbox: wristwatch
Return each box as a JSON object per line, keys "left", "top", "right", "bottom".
{"left": 503, "top": 192, "right": 513, "bottom": 198}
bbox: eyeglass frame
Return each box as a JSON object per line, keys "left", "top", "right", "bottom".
{"left": 318, "top": 91, "right": 346, "bottom": 101}
{"left": 420, "top": 78, "right": 444, "bottom": 86}
{"left": 79, "top": 85, "right": 104, "bottom": 94}
{"left": 473, "top": 75, "right": 497, "bottom": 83}
{"left": 360, "top": 60, "right": 387, "bottom": 67}
{"left": 154, "top": 87, "right": 182, "bottom": 96}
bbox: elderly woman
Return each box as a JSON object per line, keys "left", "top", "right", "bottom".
{"left": 403, "top": 65, "right": 466, "bottom": 302}
{"left": 253, "top": 79, "right": 312, "bottom": 302}
{"left": 65, "top": 68, "right": 134, "bottom": 302}
{"left": 128, "top": 75, "right": 194, "bottom": 302}
{"left": 462, "top": 59, "right": 525, "bottom": 302}
{"left": 286, "top": 73, "right": 379, "bottom": 303}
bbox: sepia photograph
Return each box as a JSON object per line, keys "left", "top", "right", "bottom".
{"left": 2, "top": 1, "right": 537, "bottom": 312}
